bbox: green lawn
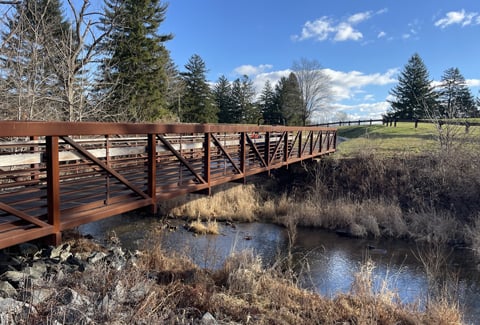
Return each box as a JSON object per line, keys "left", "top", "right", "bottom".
{"left": 336, "top": 121, "right": 480, "bottom": 157}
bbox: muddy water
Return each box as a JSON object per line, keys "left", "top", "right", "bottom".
{"left": 79, "top": 213, "right": 480, "bottom": 324}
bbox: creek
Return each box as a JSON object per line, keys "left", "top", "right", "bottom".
{"left": 79, "top": 212, "right": 480, "bottom": 324}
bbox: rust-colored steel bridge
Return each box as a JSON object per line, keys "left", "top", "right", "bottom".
{"left": 0, "top": 121, "right": 336, "bottom": 249}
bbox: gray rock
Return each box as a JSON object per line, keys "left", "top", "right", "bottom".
{"left": 58, "top": 288, "right": 89, "bottom": 307}
{"left": 25, "top": 288, "right": 55, "bottom": 305}
{"left": 201, "top": 312, "right": 218, "bottom": 325}
{"left": 1, "top": 270, "right": 26, "bottom": 283}
{"left": 0, "top": 297, "right": 37, "bottom": 318}
{"left": 50, "top": 244, "right": 72, "bottom": 262}
{"left": 87, "top": 251, "right": 108, "bottom": 264}
{"left": 23, "top": 262, "right": 47, "bottom": 280}
{"left": 0, "top": 281, "right": 16, "bottom": 298}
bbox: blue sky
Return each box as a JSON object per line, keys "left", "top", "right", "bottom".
{"left": 161, "top": 0, "right": 480, "bottom": 122}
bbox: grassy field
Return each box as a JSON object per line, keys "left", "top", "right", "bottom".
{"left": 336, "top": 121, "right": 480, "bottom": 157}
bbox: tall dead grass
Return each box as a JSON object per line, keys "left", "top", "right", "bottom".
{"left": 160, "top": 183, "right": 260, "bottom": 222}
{"left": 25, "top": 233, "right": 463, "bottom": 324}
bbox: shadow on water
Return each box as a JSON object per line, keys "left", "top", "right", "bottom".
{"left": 79, "top": 212, "right": 480, "bottom": 324}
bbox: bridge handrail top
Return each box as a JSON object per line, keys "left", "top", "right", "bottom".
{"left": 0, "top": 121, "right": 336, "bottom": 137}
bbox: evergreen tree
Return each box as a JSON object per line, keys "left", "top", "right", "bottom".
{"left": 259, "top": 80, "right": 281, "bottom": 124}
{"left": 231, "top": 75, "right": 259, "bottom": 124}
{"left": 180, "top": 54, "right": 218, "bottom": 123}
{"left": 164, "top": 54, "right": 183, "bottom": 121}
{"left": 437, "top": 67, "right": 478, "bottom": 118}
{"left": 387, "top": 53, "right": 437, "bottom": 119}
{"left": 98, "top": 0, "right": 173, "bottom": 122}
{"left": 275, "top": 73, "right": 303, "bottom": 125}
{"left": 0, "top": 0, "right": 70, "bottom": 120}
{"left": 213, "top": 75, "right": 234, "bottom": 123}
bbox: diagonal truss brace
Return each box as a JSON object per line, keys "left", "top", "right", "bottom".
{"left": 268, "top": 132, "right": 287, "bottom": 165}
{"left": 60, "top": 136, "right": 149, "bottom": 200}
{"left": 245, "top": 133, "right": 267, "bottom": 168}
{"left": 0, "top": 202, "right": 51, "bottom": 228}
{"left": 211, "top": 134, "right": 243, "bottom": 175}
{"left": 156, "top": 134, "right": 207, "bottom": 184}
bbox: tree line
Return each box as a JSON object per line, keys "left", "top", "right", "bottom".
{"left": 0, "top": 0, "right": 332, "bottom": 125}
{"left": 1, "top": 1, "right": 478, "bottom": 126}
{"left": 386, "top": 53, "right": 479, "bottom": 120}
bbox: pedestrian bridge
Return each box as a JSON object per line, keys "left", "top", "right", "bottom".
{"left": 0, "top": 121, "right": 336, "bottom": 249}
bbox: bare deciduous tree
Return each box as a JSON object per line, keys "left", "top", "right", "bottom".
{"left": 292, "top": 58, "right": 333, "bottom": 125}
{"left": 0, "top": 0, "right": 117, "bottom": 122}
{"left": 47, "top": 0, "right": 116, "bottom": 121}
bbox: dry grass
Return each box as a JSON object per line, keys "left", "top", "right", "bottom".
{"left": 466, "top": 214, "right": 480, "bottom": 257}
{"left": 24, "top": 234, "right": 463, "bottom": 324}
{"left": 160, "top": 183, "right": 260, "bottom": 222}
{"left": 186, "top": 218, "right": 220, "bottom": 235}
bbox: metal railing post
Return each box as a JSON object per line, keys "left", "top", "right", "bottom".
{"left": 148, "top": 133, "right": 157, "bottom": 214}
{"left": 46, "top": 136, "right": 61, "bottom": 245}
{"left": 240, "top": 132, "right": 246, "bottom": 182}
{"left": 204, "top": 132, "right": 211, "bottom": 195}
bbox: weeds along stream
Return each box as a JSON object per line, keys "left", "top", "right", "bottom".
{"left": 79, "top": 212, "right": 480, "bottom": 324}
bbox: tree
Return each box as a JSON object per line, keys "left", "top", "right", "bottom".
{"left": 436, "top": 67, "right": 477, "bottom": 118}
{"left": 275, "top": 73, "right": 303, "bottom": 126}
{"left": 387, "top": 53, "right": 437, "bottom": 119}
{"left": 163, "top": 54, "right": 183, "bottom": 121}
{"left": 258, "top": 80, "right": 281, "bottom": 124}
{"left": 180, "top": 54, "right": 218, "bottom": 123}
{"left": 213, "top": 75, "right": 234, "bottom": 123}
{"left": 98, "top": 0, "right": 173, "bottom": 122}
{"left": 0, "top": 0, "right": 70, "bottom": 120}
{"left": 292, "top": 58, "right": 333, "bottom": 125}
{"left": 231, "top": 75, "right": 259, "bottom": 124}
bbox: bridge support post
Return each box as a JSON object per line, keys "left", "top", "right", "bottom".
{"left": 265, "top": 132, "right": 271, "bottom": 175}
{"left": 203, "top": 133, "right": 211, "bottom": 195}
{"left": 148, "top": 134, "right": 157, "bottom": 214}
{"left": 46, "top": 136, "right": 61, "bottom": 246}
{"left": 240, "top": 132, "right": 247, "bottom": 183}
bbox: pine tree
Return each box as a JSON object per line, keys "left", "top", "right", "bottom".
{"left": 180, "top": 54, "right": 218, "bottom": 123}
{"left": 275, "top": 73, "right": 303, "bottom": 125}
{"left": 437, "top": 67, "right": 478, "bottom": 118}
{"left": 387, "top": 53, "right": 437, "bottom": 119}
{"left": 98, "top": 0, "right": 173, "bottom": 122}
{"left": 164, "top": 54, "right": 183, "bottom": 121}
{"left": 231, "top": 75, "right": 259, "bottom": 124}
{"left": 259, "top": 80, "right": 282, "bottom": 124}
{"left": 213, "top": 75, "right": 234, "bottom": 123}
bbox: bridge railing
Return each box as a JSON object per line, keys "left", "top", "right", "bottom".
{"left": 0, "top": 121, "right": 336, "bottom": 249}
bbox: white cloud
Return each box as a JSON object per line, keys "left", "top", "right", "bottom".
{"left": 334, "top": 22, "right": 363, "bottom": 41}
{"left": 294, "top": 17, "right": 334, "bottom": 41}
{"left": 233, "top": 64, "right": 273, "bottom": 76}
{"left": 293, "top": 10, "right": 386, "bottom": 42}
{"left": 466, "top": 79, "right": 480, "bottom": 87}
{"left": 250, "top": 70, "right": 291, "bottom": 94}
{"left": 323, "top": 68, "right": 398, "bottom": 101}
{"left": 348, "top": 11, "right": 372, "bottom": 24}
{"left": 434, "top": 10, "right": 479, "bottom": 28}
{"left": 377, "top": 31, "right": 387, "bottom": 38}
{"left": 328, "top": 102, "right": 391, "bottom": 121}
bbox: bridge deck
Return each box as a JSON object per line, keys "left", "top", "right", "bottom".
{"left": 0, "top": 121, "right": 336, "bottom": 249}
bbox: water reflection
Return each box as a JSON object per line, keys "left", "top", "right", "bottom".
{"left": 79, "top": 213, "right": 480, "bottom": 324}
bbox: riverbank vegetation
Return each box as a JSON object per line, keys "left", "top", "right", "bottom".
{"left": 4, "top": 233, "right": 461, "bottom": 324}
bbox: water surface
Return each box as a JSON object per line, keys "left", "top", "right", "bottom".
{"left": 79, "top": 213, "right": 480, "bottom": 324}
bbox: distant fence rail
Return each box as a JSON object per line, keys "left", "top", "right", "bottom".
{"left": 316, "top": 118, "right": 480, "bottom": 132}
